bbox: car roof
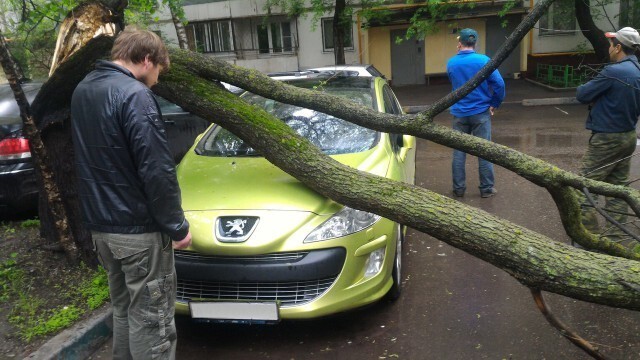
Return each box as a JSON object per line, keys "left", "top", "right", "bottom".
{"left": 0, "top": 82, "right": 42, "bottom": 125}
{"left": 280, "top": 74, "right": 375, "bottom": 90}
{"left": 307, "top": 65, "right": 376, "bottom": 77}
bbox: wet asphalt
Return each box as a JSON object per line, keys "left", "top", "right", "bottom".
{"left": 91, "top": 82, "right": 640, "bottom": 359}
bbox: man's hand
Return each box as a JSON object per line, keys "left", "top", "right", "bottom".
{"left": 172, "top": 231, "right": 192, "bottom": 250}
{"left": 489, "top": 106, "right": 495, "bottom": 116}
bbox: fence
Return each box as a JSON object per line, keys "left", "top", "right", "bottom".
{"left": 535, "top": 64, "right": 590, "bottom": 88}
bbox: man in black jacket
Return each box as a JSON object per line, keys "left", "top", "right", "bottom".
{"left": 71, "top": 28, "right": 191, "bottom": 359}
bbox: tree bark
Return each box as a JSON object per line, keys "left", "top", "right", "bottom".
{"left": 32, "top": 36, "right": 115, "bottom": 266}
{"left": 169, "top": 4, "right": 189, "bottom": 50}
{"left": 36, "top": 0, "right": 123, "bottom": 264}
{"left": 575, "top": 0, "right": 610, "bottom": 63}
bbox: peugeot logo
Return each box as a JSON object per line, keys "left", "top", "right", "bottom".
{"left": 215, "top": 216, "right": 259, "bottom": 243}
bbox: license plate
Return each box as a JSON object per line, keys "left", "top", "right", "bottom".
{"left": 189, "top": 301, "right": 279, "bottom": 323}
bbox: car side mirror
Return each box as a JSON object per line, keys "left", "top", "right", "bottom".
{"left": 398, "top": 135, "right": 415, "bottom": 162}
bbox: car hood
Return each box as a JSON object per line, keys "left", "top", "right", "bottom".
{"left": 177, "top": 144, "right": 389, "bottom": 215}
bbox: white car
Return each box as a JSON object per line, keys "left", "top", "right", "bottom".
{"left": 307, "top": 64, "right": 386, "bottom": 78}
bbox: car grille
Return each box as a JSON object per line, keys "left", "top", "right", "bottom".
{"left": 176, "top": 276, "right": 336, "bottom": 307}
{"left": 174, "top": 250, "right": 308, "bottom": 262}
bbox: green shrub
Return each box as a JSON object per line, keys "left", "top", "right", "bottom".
{"left": 20, "top": 219, "right": 40, "bottom": 228}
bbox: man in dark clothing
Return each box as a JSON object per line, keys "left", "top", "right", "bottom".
{"left": 576, "top": 27, "right": 640, "bottom": 248}
{"left": 447, "top": 28, "right": 505, "bottom": 198}
{"left": 71, "top": 29, "right": 191, "bottom": 359}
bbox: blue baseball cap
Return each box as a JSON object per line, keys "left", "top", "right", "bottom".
{"left": 457, "top": 28, "right": 478, "bottom": 43}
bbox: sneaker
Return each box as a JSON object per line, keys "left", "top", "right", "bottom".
{"left": 453, "top": 189, "right": 465, "bottom": 197}
{"left": 480, "top": 188, "right": 497, "bottom": 198}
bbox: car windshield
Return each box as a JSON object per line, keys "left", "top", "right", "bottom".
{"left": 196, "top": 78, "right": 379, "bottom": 157}
{"left": 0, "top": 83, "right": 41, "bottom": 125}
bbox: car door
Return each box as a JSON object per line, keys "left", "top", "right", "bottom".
{"left": 381, "top": 83, "right": 416, "bottom": 185}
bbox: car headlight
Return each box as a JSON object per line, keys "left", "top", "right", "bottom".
{"left": 304, "top": 206, "right": 381, "bottom": 243}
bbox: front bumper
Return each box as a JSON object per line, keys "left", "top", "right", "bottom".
{"left": 0, "top": 162, "right": 38, "bottom": 213}
{"left": 175, "top": 248, "right": 345, "bottom": 306}
{"left": 174, "top": 220, "right": 399, "bottom": 319}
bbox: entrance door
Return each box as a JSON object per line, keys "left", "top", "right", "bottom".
{"left": 390, "top": 30, "right": 425, "bottom": 86}
{"left": 486, "top": 15, "right": 521, "bottom": 78}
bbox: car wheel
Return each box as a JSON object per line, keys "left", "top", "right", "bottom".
{"left": 386, "top": 224, "right": 404, "bottom": 301}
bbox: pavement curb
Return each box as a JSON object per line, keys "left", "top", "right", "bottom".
{"left": 522, "top": 97, "right": 579, "bottom": 106}
{"left": 25, "top": 305, "right": 113, "bottom": 360}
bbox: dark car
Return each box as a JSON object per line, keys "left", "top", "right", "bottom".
{"left": 0, "top": 82, "right": 208, "bottom": 215}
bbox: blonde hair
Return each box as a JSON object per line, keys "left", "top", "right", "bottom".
{"left": 111, "top": 28, "right": 170, "bottom": 68}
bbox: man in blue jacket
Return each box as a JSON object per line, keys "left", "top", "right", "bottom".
{"left": 447, "top": 28, "right": 505, "bottom": 198}
{"left": 576, "top": 27, "right": 640, "bottom": 248}
{"left": 72, "top": 29, "right": 191, "bottom": 359}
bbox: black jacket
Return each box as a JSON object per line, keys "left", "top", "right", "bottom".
{"left": 71, "top": 61, "right": 189, "bottom": 241}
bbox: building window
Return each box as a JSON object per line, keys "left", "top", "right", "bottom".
{"left": 321, "top": 18, "right": 354, "bottom": 51}
{"left": 186, "top": 20, "right": 234, "bottom": 53}
{"left": 539, "top": 0, "right": 576, "bottom": 35}
{"left": 257, "top": 21, "right": 293, "bottom": 54}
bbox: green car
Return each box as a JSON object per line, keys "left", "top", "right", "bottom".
{"left": 175, "top": 74, "right": 416, "bottom": 322}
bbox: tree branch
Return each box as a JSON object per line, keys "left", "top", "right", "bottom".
{"left": 531, "top": 289, "right": 609, "bottom": 359}
{"left": 153, "top": 65, "right": 640, "bottom": 310}
{"left": 164, "top": 46, "right": 640, "bottom": 259}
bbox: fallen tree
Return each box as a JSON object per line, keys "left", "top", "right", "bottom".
{"left": 152, "top": 58, "right": 640, "bottom": 311}
{"left": 2, "top": 1, "right": 639, "bottom": 354}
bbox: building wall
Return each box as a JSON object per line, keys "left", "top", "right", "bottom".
{"left": 360, "top": 19, "right": 487, "bottom": 81}
{"left": 156, "top": 0, "right": 362, "bottom": 73}
{"left": 362, "top": 26, "right": 392, "bottom": 78}
{"left": 424, "top": 19, "right": 487, "bottom": 75}
{"left": 296, "top": 14, "right": 361, "bottom": 70}
{"left": 531, "top": 0, "right": 620, "bottom": 54}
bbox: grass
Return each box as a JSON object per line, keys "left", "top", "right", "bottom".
{"left": 7, "top": 263, "right": 109, "bottom": 341}
{"left": 2, "top": 248, "right": 110, "bottom": 342}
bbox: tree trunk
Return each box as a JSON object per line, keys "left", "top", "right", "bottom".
{"left": 333, "top": 0, "right": 346, "bottom": 65}
{"left": 32, "top": 36, "right": 115, "bottom": 266}
{"left": 169, "top": 5, "right": 189, "bottom": 50}
{"left": 575, "top": 0, "right": 610, "bottom": 63}
{"left": 36, "top": 0, "right": 123, "bottom": 264}
{"left": 48, "top": 1, "right": 121, "bottom": 77}
{"left": 0, "top": 30, "right": 79, "bottom": 264}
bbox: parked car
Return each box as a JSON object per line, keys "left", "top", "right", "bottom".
{"left": 0, "top": 83, "right": 40, "bottom": 215}
{"left": 307, "top": 64, "right": 386, "bottom": 78}
{"left": 0, "top": 82, "right": 208, "bottom": 216}
{"left": 174, "top": 74, "right": 416, "bottom": 322}
{"left": 267, "top": 70, "right": 319, "bottom": 80}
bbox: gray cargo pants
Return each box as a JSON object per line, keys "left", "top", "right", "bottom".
{"left": 92, "top": 231, "right": 177, "bottom": 360}
{"left": 578, "top": 130, "right": 637, "bottom": 246}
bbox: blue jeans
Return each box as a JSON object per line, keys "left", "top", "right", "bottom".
{"left": 452, "top": 110, "right": 494, "bottom": 193}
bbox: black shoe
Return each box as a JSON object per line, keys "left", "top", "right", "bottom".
{"left": 453, "top": 189, "right": 465, "bottom": 197}
{"left": 480, "top": 188, "right": 497, "bottom": 198}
